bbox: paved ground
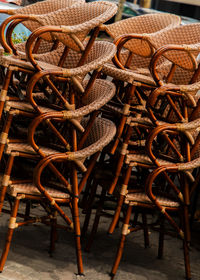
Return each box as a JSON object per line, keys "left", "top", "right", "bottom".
{"left": 0, "top": 202, "right": 199, "bottom": 280}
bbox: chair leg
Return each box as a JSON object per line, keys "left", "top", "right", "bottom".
{"left": 0, "top": 195, "right": 20, "bottom": 272}
{"left": 158, "top": 216, "right": 165, "bottom": 259}
{"left": 0, "top": 154, "right": 14, "bottom": 214}
{"left": 141, "top": 212, "right": 150, "bottom": 248}
{"left": 81, "top": 179, "right": 98, "bottom": 239}
{"left": 110, "top": 205, "right": 132, "bottom": 280}
{"left": 71, "top": 166, "right": 84, "bottom": 276}
{"left": 0, "top": 111, "right": 14, "bottom": 163}
{"left": 108, "top": 194, "right": 124, "bottom": 234}
{"left": 85, "top": 187, "right": 106, "bottom": 252}
{"left": 49, "top": 210, "right": 57, "bottom": 256}
{"left": 183, "top": 205, "right": 191, "bottom": 280}
{"left": 108, "top": 165, "right": 132, "bottom": 234}
{"left": 0, "top": 69, "right": 13, "bottom": 122}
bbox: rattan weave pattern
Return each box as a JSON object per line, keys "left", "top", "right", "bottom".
{"left": 7, "top": 182, "right": 70, "bottom": 198}
{"left": 149, "top": 23, "right": 200, "bottom": 71}
{"left": 125, "top": 192, "right": 180, "bottom": 207}
{"left": 11, "top": 0, "right": 85, "bottom": 34}
{"left": 2, "top": 41, "right": 116, "bottom": 77}
{"left": 34, "top": 1, "right": 117, "bottom": 50}
{"left": 104, "top": 13, "right": 180, "bottom": 57}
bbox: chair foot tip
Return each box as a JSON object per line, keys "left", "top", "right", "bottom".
{"left": 109, "top": 272, "right": 115, "bottom": 279}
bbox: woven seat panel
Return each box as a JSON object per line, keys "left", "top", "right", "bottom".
{"left": 105, "top": 13, "right": 180, "bottom": 56}
{"left": 102, "top": 63, "right": 156, "bottom": 85}
{"left": 1, "top": 54, "right": 64, "bottom": 71}
{"left": 7, "top": 182, "right": 70, "bottom": 199}
{"left": 125, "top": 153, "right": 172, "bottom": 166}
{"left": 125, "top": 191, "right": 179, "bottom": 208}
{"left": 4, "top": 101, "right": 57, "bottom": 113}
{"left": 35, "top": 1, "right": 117, "bottom": 51}
{"left": 16, "top": 41, "right": 63, "bottom": 57}
{"left": 2, "top": 41, "right": 116, "bottom": 80}
{"left": 5, "top": 142, "right": 62, "bottom": 156}
{"left": 12, "top": 0, "right": 85, "bottom": 37}
{"left": 149, "top": 23, "right": 200, "bottom": 71}
{"left": 72, "top": 117, "right": 116, "bottom": 160}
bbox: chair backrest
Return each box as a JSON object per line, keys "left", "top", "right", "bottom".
{"left": 35, "top": 1, "right": 117, "bottom": 51}
{"left": 104, "top": 13, "right": 180, "bottom": 56}
{"left": 13, "top": 0, "right": 85, "bottom": 33}
{"left": 149, "top": 23, "right": 200, "bottom": 71}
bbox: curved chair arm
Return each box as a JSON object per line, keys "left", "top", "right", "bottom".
{"left": 145, "top": 165, "right": 186, "bottom": 237}
{"left": 145, "top": 120, "right": 200, "bottom": 166}
{"left": 150, "top": 44, "right": 200, "bottom": 86}
{"left": 0, "top": 14, "right": 39, "bottom": 53}
{"left": 33, "top": 152, "right": 74, "bottom": 228}
{"left": 0, "top": 9, "right": 16, "bottom": 15}
{"left": 112, "top": 33, "right": 154, "bottom": 70}
{"left": 26, "top": 27, "right": 117, "bottom": 73}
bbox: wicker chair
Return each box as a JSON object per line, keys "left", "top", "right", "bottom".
{"left": 110, "top": 117, "right": 200, "bottom": 280}
{"left": 0, "top": 0, "right": 85, "bottom": 55}
{"left": 0, "top": 72, "right": 116, "bottom": 212}
{"left": 100, "top": 13, "right": 180, "bottom": 154}
{"left": 0, "top": 116, "right": 116, "bottom": 275}
{"left": 0, "top": 40, "right": 116, "bottom": 163}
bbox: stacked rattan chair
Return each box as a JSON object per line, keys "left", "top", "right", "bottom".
{"left": 106, "top": 23, "right": 200, "bottom": 280}
{"left": 81, "top": 13, "right": 181, "bottom": 249}
{"left": 0, "top": 114, "right": 116, "bottom": 274}
{"left": 0, "top": 0, "right": 118, "bottom": 275}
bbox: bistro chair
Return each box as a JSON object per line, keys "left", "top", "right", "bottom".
{"left": 0, "top": 69, "right": 116, "bottom": 214}
{"left": 0, "top": 115, "right": 116, "bottom": 275}
{"left": 100, "top": 13, "right": 180, "bottom": 155}
{"left": 110, "top": 118, "right": 200, "bottom": 280}
{"left": 0, "top": 1, "right": 117, "bottom": 119}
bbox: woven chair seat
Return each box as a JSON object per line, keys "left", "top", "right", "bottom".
{"left": 5, "top": 142, "right": 62, "bottom": 156}
{"left": 102, "top": 63, "right": 156, "bottom": 86}
{"left": 7, "top": 182, "right": 70, "bottom": 199}
{"left": 2, "top": 41, "right": 116, "bottom": 80}
{"left": 125, "top": 153, "right": 173, "bottom": 166}
{"left": 4, "top": 100, "right": 56, "bottom": 113}
{"left": 125, "top": 191, "right": 179, "bottom": 208}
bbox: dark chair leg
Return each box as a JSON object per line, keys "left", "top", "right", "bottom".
{"left": 85, "top": 187, "right": 106, "bottom": 252}
{"left": 81, "top": 179, "right": 98, "bottom": 239}
{"left": 0, "top": 195, "right": 20, "bottom": 272}
{"left": 0, "top": 154, "right": 14, "bottom": 214}
{"left": 142, "top": 212, "right": 150, "bottom": 248}
{"left": 110, "top": 205, "right": 132, "bottom": 280}
{"left": 158, "top": 216, "right": 165, "bottom": 259}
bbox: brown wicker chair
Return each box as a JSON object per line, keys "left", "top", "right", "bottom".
{"left": 0, "top": 1, "right": 117, "bottom": 120}
{"left": 0, "top": 116, "right": 116, "bottom": 275}
{"left": 110, "top": 118, "right": 200, "bottom": 280}
{"left": 0, "top": 72, "right": 116, "bottom": 213}
{"left": 0, "top": 40, "right": 116, "bottom": 163}
{"left": 100, "top": 13, "right": 180, "bottom": 155}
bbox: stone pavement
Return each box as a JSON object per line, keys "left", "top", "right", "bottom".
{"left": 0, "top": 202, "right": 199, "bottom": 280}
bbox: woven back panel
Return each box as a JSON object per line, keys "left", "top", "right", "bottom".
{"left": 37, "top": 41, "right": 116, "bottom": 78}
{"left": 150, "top": 23, "right": 200, "bottom": 71}
{"left": 105, "top": 13, "right": 180, "bottom": 57}
{"left": 14, "top": 0, "right": 85, "bottom": 40}
{"left": 37, "top": 1, "right": 117, "bottom": 51}
{"left": 76, "top": 117, "right": 116, "bottom": 159}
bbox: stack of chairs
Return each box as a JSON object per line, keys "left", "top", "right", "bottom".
{"left": 0, "top": 0, "right": 118, "bottom": 276}
{"left": 82, "top": 14, "right": 200, "bottom": 280}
